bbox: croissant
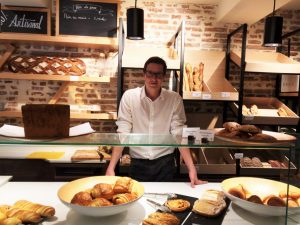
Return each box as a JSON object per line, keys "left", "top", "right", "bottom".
{"left": 113, "top": 177, "right": 133, "bottom": 194}
{"left": 0, "top": 205, "right": 11, "bottom": 214}
{"left": 0, "top": 211, "right": 7, "bottom": 221}
{"left": 71, "top": 191, "right": 93, "bottom": 206}
{"left": 13, "top": 200, "right": 55, "bottom": 218}
{"left": 0, "top": 217, "right": 22, "bottom": 225}
{"left": 87, "top": 198, "right": 113, "bottom": 207}
{"left": 112, "top": 193, "right": 138, "bottom": 205}
{"left": 228, "top": 184, "right": 248, "bottom": 200}
{"left": 263, "top": 195, "right": 286, "bottom": 207}
{"left": 91, "top": 183, "right": 114, "bottom": 200}
{"left": 6, "top": 208, "right": 42, "bottom": 223}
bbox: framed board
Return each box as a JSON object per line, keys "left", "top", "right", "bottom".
{"left": 0, "top": 6, "right": 50, "bottom": 35}
{"left": 56, "top": 0, "right": 119, "bottom": 38}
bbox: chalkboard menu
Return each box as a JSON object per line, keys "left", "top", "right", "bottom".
{"left": 57, "top": 0, "right": 118, "bottom": 37}
{"left": 0, "top": 6, "right": 50, "bottom": 35}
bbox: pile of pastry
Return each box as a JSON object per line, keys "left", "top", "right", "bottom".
{"left": 243, "top": 104, "right": 289, "bottom": 117}
{"left": 228, "top": 184, "right": 300, "bottom": 207}
{"left": 216, "top": 122, "right": 277, "bottom": 142}
{"left": 71, "top": 177, "right": 138, "bottom": 207}
{"left": 241, "top": 157, "right": 287, "bottom": 168}
{"left": 0, "top": 200, "right": 55, "bottom": 225}
{"left": 143, "top": 189, "right": 226, "bottom": 225}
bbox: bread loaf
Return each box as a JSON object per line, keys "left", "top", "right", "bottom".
{"left": 13, "top": 200, "right": 55, "bottom": 218}
{"left": 0, "top": 217, "right": 22, "bottom": 225}
{"left": 8, "top": 55, "right": 86, "bottom": 76}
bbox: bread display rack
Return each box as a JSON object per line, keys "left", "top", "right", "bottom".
{"left": 225, "top": 24, "right": 300, "bottom": 128}
{"left": 0, "top": 33, "right": 118, "bottom": 121}
{"left": 183, "top": 50, "right": 238, "bottom": 101}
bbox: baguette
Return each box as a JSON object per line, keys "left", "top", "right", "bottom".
{"left": 13, "top": 200, "right": 55, "bottom": 218}
{"left": 6, "top": 208, "right": 42, "bottom": 223}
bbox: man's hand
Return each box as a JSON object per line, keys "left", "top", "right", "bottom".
{"left": 189, "top": 167, "right": 207, "bottom": 188}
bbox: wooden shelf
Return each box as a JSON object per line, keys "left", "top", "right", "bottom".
{"left": 0, "top": 110, "right": 117, "bottom": 120}
{"left": 122, "top": 46, "right": 180, "bottom": 70}
{"left": 0, "top": 72, "right": 111, "bottom": 83}
{"left": 279, "top": 92, "right": 298, "bottom": 97}
{"left": 0, "top": 33, "right": 118, "bottom": 50}
{"left": 230, "top": 49, "right": 300, "bottom": 74}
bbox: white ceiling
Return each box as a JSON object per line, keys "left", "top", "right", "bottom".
{"left": 168, "top": 0, "right": 300, "bottom": 25}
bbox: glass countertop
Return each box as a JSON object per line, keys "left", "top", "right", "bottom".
{"left": 0, "top": 133, "right": 295, "bottom": 150}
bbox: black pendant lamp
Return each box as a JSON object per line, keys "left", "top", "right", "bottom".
{"left": 126, "top": 0, "right": 144, "bottom": 40}
{"left": 263, "top": 0, "right": 283, "bottom": 47}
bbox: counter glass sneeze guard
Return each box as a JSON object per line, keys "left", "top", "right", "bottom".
{"left": 0, "top": 132, "right": 295, "bottom": 149}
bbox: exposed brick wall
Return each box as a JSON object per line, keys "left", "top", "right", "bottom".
{"left": 0, "top": 1, "right": 299, "bottom": 131}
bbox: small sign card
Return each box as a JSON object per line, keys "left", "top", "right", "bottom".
{"left": 199, "top": 129, "right": 215, "bottom": 142}
{"left": 182, "top": 127, "right": 200, "bottom": 140}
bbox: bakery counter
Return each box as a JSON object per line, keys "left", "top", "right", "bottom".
{"left": 0, "top": 181, "right": 298, "bottom": 225}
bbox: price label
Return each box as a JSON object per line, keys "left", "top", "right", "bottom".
{"left": 202, "top": 93, "right": 212, "bottom": 100}
{"left": 234, "top": 153, "right": 244, "bottom": 159}
{"left": 244, "top": 115, "right": 254, "bottom": 121}
{"left": 192, "top": 92, "right": 201, "bottom": 97}
{"left": 70, "top": 76, "right": 79, "bottom": 81}
{"left": 221, "top": 92, "right": 230, "bottom": 98}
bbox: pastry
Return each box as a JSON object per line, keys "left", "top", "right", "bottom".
{"left": 113, "top": 177, "right": 133, "bottom": 194}
{"left": 143, "top": 212, "right": 180, "bottom": 225}
{"left": 201, "top": 189, "right": 225, "bottom": 203}
{"left": 0, "top": 211, "right": 7, "bottom": 221}
{"left": 240, "top": 157, "right": 253, "bottom": 167}
{"left": 264, "top": 195, "right": 286, "bottom": 207}
{"left": 238, "top": 124, "right": 261, "bottom": 134}
{"left": 165, "top": 199, "right": 190, "bottom": 212}
{"left": 8, "top": 55, "right": 86, "bottom": 76}
{"left": 278, "top": 107, "right": 288, "bottom": 117}
{"left": 0, "top": 205, "right": 10, "bottom": 214}
{"left": 248, "top": 133, "right": 277, "bottom": 142}
{"left": 268, "top": 160, "right": 282, "bottom": 168}
{"left": 71, "top": 191, "right": 93, "bottom": 206}
{"left": 6, "top": 208, "right": 42, "bottom": 223}
{"left": 0, "top": 217, "right": 22, "bottom": 225}
{"left": 250, "top": 104, "right": 259, "bottom": 115}
{"left": 184, "top": 63, "right": 193, "bottom": 92}
{"left": 279, "top": 190, "right": 300, "bottom": 200}
{"left": 251, "top": 157, "right": 263, "bottom": 167}
{"left": 246, "top": 195, "right": 263, "bottom": 204}
{"left": 112, "top": 193, "right": 138, "bottom": 205}
{"left": 192, "top": 198, "right": 226, "bottom": 217}
{"left": 242, "top": 105, "right": 251, "bottom": 115}
{"left": 228, "top": 184, "right": 247, "bottom": 200}
{"left": 91, "top": 183, "right": 114, "bottom": 200}
{"left": 87, "top": 198, "right": 113, "bottom": 207}
{"left": 223, "top": 122, "right": 241, "bottom": 132}
{"left": 13, "top": 200, "right": 55, "bottom": 218}
{"left": 282, "top": 198, "right": 299, "bottom": 207}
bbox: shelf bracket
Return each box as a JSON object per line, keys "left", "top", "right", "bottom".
{"left": 0, "top": 44, "right": 15, "bottom": 70}
{"left": 48, "top": 81, "right": 71, "bottom": 104}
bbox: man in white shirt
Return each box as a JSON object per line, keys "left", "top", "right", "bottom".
{"left": 106, "top": 56, "right": 207, "bottom": 187}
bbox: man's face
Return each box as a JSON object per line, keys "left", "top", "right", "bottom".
{"left": 144, "top": 63, "right": 164, "bottom": 90}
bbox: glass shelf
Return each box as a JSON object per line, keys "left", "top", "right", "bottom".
{"left": 0, "top": 133, "right": 295, "bottom": 150}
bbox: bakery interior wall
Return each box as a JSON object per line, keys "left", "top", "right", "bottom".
{"left": 0, "top": 1, "right": 299, "bottom": 132}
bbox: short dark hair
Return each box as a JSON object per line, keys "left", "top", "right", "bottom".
{"left": 143, "top": 56, "right": 167, "bottom": 75}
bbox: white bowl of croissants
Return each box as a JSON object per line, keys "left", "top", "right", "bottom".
{"left": 57, "top": 176, "right": 144, "bottom": 217}
{"left": 221, "top": 177, "right": 300, "bottom": 216}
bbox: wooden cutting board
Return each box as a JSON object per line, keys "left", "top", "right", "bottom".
{"left": 71, "top": 150, "right": 100, "bottom": 161}
{"left": 26, "top": 152, "right": 65, "bottom": 160}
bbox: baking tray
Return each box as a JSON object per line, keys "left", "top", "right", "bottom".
{"left": 160, "top": 194, "right": 230, "bottom": 225}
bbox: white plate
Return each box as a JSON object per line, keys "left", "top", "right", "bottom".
{"left": 57, "top": 176, "right": 144, "bottom": 217}
{"left": 221, "top": 177, "right": 300, "bottom": 216}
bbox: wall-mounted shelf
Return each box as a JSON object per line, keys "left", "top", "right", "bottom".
{"left": 183, "top": 50, "right": 238, "bottom": 101}
{"left": 230, "top": 49, "right": 300, "bottom": 74}
{"left": 122, "top": 46, "right": 180, "bottom": 70}
{"left": 0, "top": 72, "right": 111, "bottom": 83}
{"left": 0, "top": 110, "right": 117, "bottom": 120}
{"left": 0, "top": 33, "right": 118, "bottom": 50}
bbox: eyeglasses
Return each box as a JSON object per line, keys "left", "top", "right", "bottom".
{"left": 145, "top": 70, "right": 164, "bottom": 79}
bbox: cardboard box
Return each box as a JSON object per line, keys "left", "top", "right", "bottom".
{"left": 231, "top": 97, "right": 299, "bottom": 125}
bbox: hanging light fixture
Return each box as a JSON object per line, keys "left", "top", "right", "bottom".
{"left": 126, "top": 0, "right": 144, "bottom": 40}
{"left": 263, "top": 0, "right": 283, "bottom": 47}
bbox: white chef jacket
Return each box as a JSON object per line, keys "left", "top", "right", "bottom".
{"left": 116, "top": 86, "right": 186, "bottom": 160}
